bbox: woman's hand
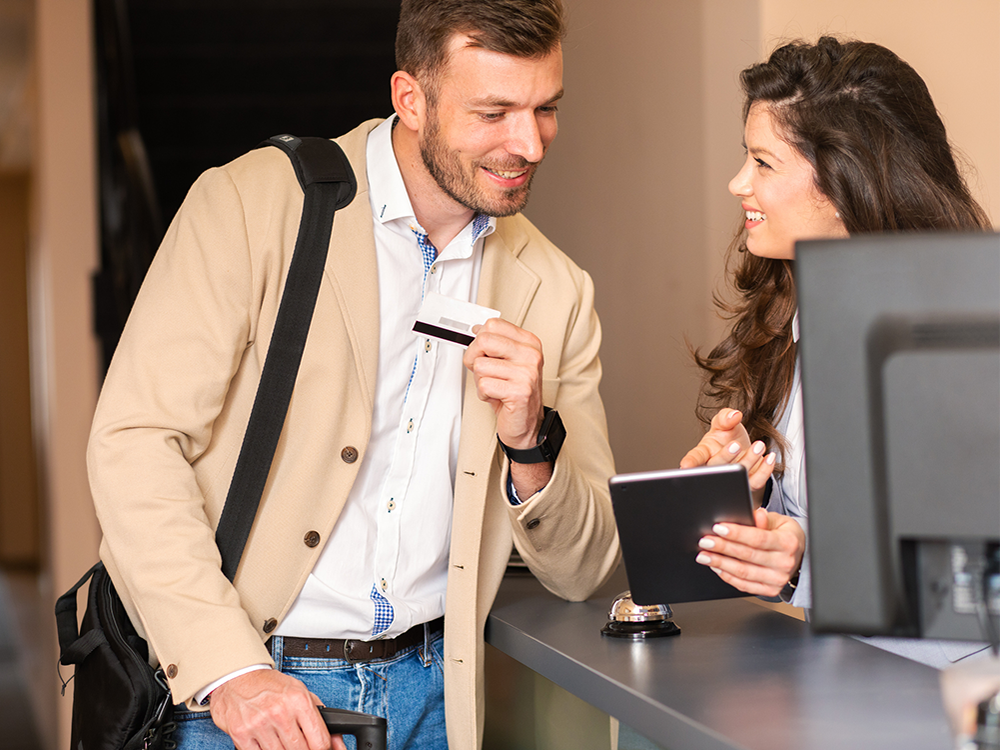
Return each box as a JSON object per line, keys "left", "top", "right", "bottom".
{"left": 680, "top": 408, "right": 776, "bottom": 504}
{"left": 694, "top": 507, "right": 805, "bottom": 598}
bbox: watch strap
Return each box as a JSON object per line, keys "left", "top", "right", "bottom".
{"left": 498, "top": 407, "right": 565, "bottom": 464}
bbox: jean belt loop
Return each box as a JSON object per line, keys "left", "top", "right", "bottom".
{"left": 421, "top": 622, "right": 432, "bottom": 667}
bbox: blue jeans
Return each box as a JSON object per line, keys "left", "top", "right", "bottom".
{"left": 171, "top": 629, "right": 447, "bottom": 750}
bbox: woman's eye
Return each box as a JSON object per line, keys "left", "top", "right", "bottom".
{"left": 754, "top": 157, "right": 771, "bottom": 170}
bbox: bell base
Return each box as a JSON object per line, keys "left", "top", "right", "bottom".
{"left": 601, "top": 619, "right": 681, "bottom": 639}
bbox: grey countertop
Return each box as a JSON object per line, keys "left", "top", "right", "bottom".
{"left": 486, "top": 566, "right": 953, "bottom": 750}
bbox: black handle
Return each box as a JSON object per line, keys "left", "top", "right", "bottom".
{"left": 319, "top": 707, "right": 387, "bottom": 750}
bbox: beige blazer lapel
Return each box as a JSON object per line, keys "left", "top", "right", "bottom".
{"left": 450, "top": 226, "right": 542, "bottom": 572}
{"left": 462, "top": 223, "right": 542, "bottom": 462}
{"left": 475, "top": 224, "right": 540, "bottom": 327}
{"left": 321, "top": 123, "right": 381, "bottom": 409}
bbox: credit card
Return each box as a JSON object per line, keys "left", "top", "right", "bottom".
{"left": 412, "top": 291, "right": 501, "bottom": 347}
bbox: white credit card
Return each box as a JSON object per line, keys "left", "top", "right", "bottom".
{"left": 412, "top": 291, "right": 501, "bottom": 347}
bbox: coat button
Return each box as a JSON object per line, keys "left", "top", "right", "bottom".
{"left": 526, "top": 518, "right": 541, "bottom": 530}
{"left": 166, "top": 664, "right": 178, "bottom": 679}
{"left": 263, "top": 618, "right": 278, "bottom": 633}
{"left": 304, "top": 531, "right": 321, "bottom": 548}
{"left": 341, "top": 446, "right": 359, "bottom": 463}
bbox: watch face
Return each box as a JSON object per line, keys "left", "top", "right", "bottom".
{"left": 498, "top": 409, "right": 565, "bottom": 464}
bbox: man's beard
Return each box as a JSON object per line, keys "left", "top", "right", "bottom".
{"left": 419, "top": 114, "right": 539, "bottom": 218}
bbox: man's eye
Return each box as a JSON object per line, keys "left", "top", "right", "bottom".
{"left": 538, "top": 105, "right": 559, "bottom": 115}
{"left": 480, "top": 112, "right": 505, "bottom": 122}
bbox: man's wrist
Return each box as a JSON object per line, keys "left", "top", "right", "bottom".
{"left": 196, "top": 664, "right": 272, "bottom": 706}
{"left": 498, "top": 407, "right": 565, "bottom": 464}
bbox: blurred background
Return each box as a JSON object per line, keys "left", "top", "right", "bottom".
{"left": 0, "top": 1, "right": 996, "bottom": 747}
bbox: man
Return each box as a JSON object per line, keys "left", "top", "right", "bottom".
{"left": 87, "top": 1, "right": 619, "bottom": 748}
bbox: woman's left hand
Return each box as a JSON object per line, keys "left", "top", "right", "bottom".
{"left": 679, "top": 408, "right": 777, "bottom": 505}
{"left": 694, "top": 507, "right": 805, "bottom": 598}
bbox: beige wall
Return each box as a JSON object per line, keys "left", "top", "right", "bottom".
{"left": 32, "top": 0, "right": 101, "bottom": 746}
{"left": 758, "top": 0, "right": 1000, "bottom": 226}
{"left": 526, "top": 0, "right": 762, "bottom": 473}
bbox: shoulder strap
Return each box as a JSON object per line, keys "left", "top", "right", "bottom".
{"left": 215, "top": 136, "right": 356, "bottom": 582}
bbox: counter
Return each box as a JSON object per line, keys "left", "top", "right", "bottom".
{"left": 485, "top": 567, "right": 954, "bottom": 750}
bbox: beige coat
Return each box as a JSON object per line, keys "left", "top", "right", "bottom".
{"left": 88, "top": 119, "right": 620, "bottom": 750}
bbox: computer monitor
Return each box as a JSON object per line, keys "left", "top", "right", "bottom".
{"left": 797, "top": 231, "right": 999, "bottom": 642}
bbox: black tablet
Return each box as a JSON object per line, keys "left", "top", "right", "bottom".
{"left": 609, "top": 463, "right": 755, "bottom": 605}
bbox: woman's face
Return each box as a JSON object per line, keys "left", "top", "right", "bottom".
{"left": 729, "top": 102, "right": 847, "bottom": 260}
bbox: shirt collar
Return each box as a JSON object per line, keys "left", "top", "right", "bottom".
{"left": 367, "top": 116, "right": 417, "bottom": 226}
{"left": 366, "top": 116, "right": 496, "bottom": 255}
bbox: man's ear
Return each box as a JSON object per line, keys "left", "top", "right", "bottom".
{"left": 391, "top": 70, "right": 425, "bottom": 133}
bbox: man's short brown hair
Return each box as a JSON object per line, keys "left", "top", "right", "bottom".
{"left": 396, "top": 0, "right": 565, "bottom": 99}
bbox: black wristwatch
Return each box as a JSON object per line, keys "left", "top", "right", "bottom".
{"left": 497, "top": 407, "right": 566, "bottom": 464}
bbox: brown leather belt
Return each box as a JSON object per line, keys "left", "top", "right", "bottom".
{"left": 272, "top": 617, "right": 444, "bottom": 663}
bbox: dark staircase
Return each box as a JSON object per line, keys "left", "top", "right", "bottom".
{"left": 93, "top": 0, "right": 401, "bottom": 369}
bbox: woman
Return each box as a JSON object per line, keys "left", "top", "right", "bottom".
{"left": 682, "top": 36, "right": 991, "bottom": 611}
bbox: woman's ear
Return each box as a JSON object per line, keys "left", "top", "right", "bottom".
{"left": 391, "top": 70, "right": 425, "bottom": 133}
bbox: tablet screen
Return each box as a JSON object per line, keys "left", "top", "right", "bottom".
{"left": 609, "top": 464, "right": 755, "bottom": 605}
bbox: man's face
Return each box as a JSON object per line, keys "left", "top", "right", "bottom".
{"left": 418, "top": 37, "right": 563, "bottom": 217}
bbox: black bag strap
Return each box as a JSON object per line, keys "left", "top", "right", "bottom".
{"left": 215, "top": 136, "right": 356, "bottom": 581}
{"left": 55, "top": 562, "right": 104, "bottom": 662}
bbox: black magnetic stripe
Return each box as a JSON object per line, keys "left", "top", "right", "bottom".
{"left": 413, "top": 321, "right": 474, "bottom": 347}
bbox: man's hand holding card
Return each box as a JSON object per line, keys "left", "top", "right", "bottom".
{"left": 464, "top": 319, "right": 552, "bottom": 499}
{"left": 412, "top": 292, "right": 552, "bottom": 498}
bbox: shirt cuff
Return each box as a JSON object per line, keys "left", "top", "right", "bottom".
{"left": 506, "top": 470, "right": 524, "bottom": 505}
{"left": 195, "top": 664, "right": 272, "bottom": 706}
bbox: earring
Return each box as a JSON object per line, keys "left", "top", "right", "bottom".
{"left": 835, "top": 211, "right": 841, "bottom": 219}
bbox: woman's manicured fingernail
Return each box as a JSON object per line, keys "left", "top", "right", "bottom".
{"left": 713, "top": 524, "right": 730, "bottom": 536}
{"left": 698, "top": 537, "right": 716, "bottom": 550}
{"left": 710, "top": 567, "right": 722, "bottom": 574}
{"left": 753, "top": 441, "right": 764, "bottom": 455}
{"left": 766, "top": 453, "right": 776, "bottom": 465}
{"left": 729, "top": 409, "right": 740, "bottom": 420}
{"left": 696, "top": 553, "right": 712, "bottom": 565}
{"left": 728, "top": 442, "right": 740, "bottom": 454}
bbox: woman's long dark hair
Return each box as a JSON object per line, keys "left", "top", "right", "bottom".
{"left": 695, "top": 36, "right": 992, "bottom": 468}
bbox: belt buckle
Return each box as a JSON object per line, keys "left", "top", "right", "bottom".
{"left": 342, "top": 639, "right": 362, "bottom": 663}
{"left": 343, "top": 638, "right": 382, "bottom": 663}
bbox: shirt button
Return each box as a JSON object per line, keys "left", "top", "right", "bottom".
{"left": 526, "top": 518, "right": 541, "bottom": 530}
{"left": 263, "top": 618, "right": 278, "bottom": 634}
{"left": 387, "top": 499, "right": 396, "bottom": 512}
{"left": 380, "top": 578, "right": 387, "bottom": 592}
{"left": 430, "top": 265, "right": 438, "bottom": 275}
{"left": 341, "top": 446, "right": 359, "bottom": 463}
{"left": 406, "top": 419, "right": 414, "bottom": 434}
{"left": 304, "top": 531, "right": 321, "bottom": 548}
{"left": 424, "top": 339, "right": 432, "bottom": 352}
